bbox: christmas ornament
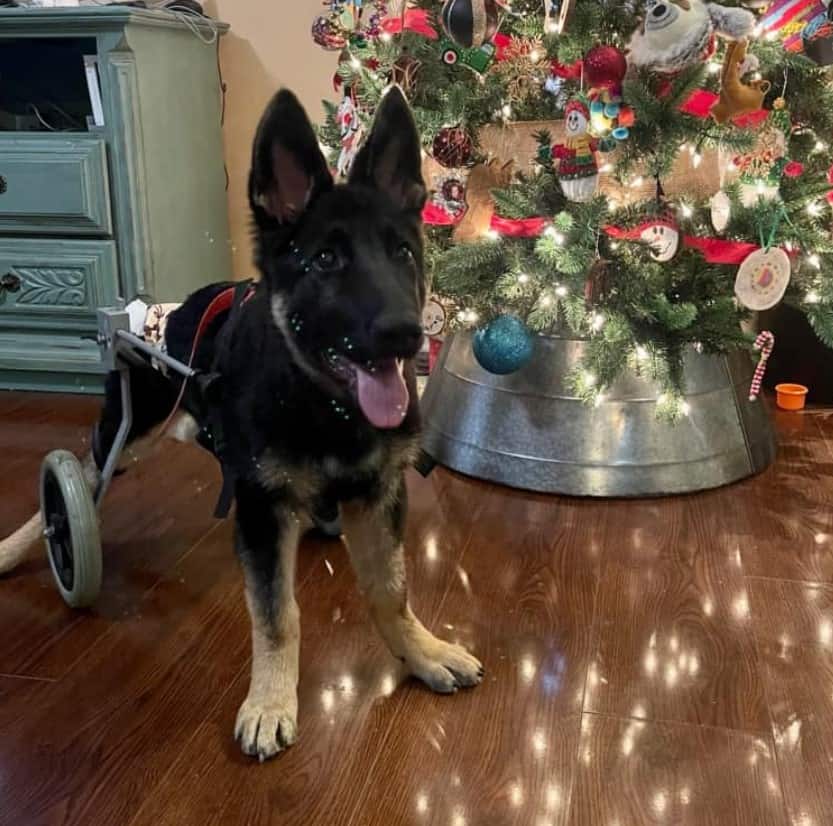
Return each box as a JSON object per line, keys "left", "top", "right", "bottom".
{"left": 710, "top": 39, "right": 771, "bottom": 124}
{"left": 733, "top": 103, "right": 792, "bottom": 207}
{"left": 544, "top": 73, "right": 565, "bottom": 97}
{"left": 628, "top": 0, "right": 755, "bottom": 74}
{"left": 439, "top": 38, "right": 497, "bottom": 74}
{"left": 585, "top": 258, "right": 611, "bottom": 303}
{"left": 472, "top": 315, "right": 534, "bottom": 374}
{"left": 336, "top": 90, "right": 364, "bottom": 178}
{"left": 422, "top": 297, "right": 448, "bottom": 337}
{"left": 433, "top": 126, "right": 474, "bottom": 168}
{"left": 311, "top": 1, "right": 390, "bottom": 51}
{"left": 544, "top": 58, "right": 581, "bottom": 99}
{"left": 583, "top": 45, "right": 633, "bottom": 145}
{"left": 441, "top": 0, "right": 500, "bottom": 48}
{"left": 390, "top": 54, "right": 422, "bottom": 93}
{"left": 433, "top": 174, "right": 468, "bottom": 218}
{"left": 802, "top": 3, "right": 833, "bottom": 65}
{"left": 544, "top": 0, "right": 575, "bottom": 33}
{"left": 710, "top": 190, "right": 732, "bottom": 232}
{"left": 734, "top": 246, "right": 791, "bottom": 310}
{"left": 640, "top": 215, "right": 680, "bottom": 262}
{"left": 584, "top": 44, "right": 628, "bottom": 93}
{"left": 749, "top": 330, "right": 774, "bottom": 401}
{"left": 760, "top": 0, "right": 833, "bottom": 64}
{"left": 453, "top": 159, "right": 513, "bottom": 242}
{"left": 606, "top": 213, "right": 680, "bottom": 262}
{"left": 552, "top": 97, "right": 600, "bottom": 203}
{"left": 492, "top": 36, "right": 547, "bottom": 106}
{"left": 312, "top": 14, "right": 349, "bottom": 50}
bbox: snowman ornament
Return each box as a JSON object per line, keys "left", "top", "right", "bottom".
{"left": 640, "top": 216, "right": 680, "bottom": 262}
{"left": 607, "top": 213, "right": 681, "bottom": 262}
{"left": 552, "top": 97, "right": 600, "bottom": 202}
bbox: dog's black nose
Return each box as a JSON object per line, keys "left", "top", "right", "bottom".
{"left": 371, "top": 314, "right": 424, "bottom": 356}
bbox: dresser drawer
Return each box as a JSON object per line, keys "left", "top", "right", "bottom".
{"left": 0, "top": 238, "right": 118, "bottom": 328}
{"left": 0, "top": 136, "right": 112, "bottom": 235}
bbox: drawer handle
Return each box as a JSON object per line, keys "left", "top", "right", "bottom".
{"left": 0, "top": 273, "right": 22, "bottom": 293}
{"left": 0, "top": 175, "right": 6, "bottom": 195}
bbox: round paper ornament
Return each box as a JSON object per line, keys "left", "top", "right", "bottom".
{"left": 734, "top": 247, "right": 791, "bottom": 311}
{"left": 710, "top": 190, "right": 732, "bottom": 233}
{"left": 472, "top": 315, "right": 534, "bottom": 374}
{"left": 441, "top": 0, "right": 500, "bottom": 48}
{"left": 422, "top": 297, "right": 448, "bottom": 337}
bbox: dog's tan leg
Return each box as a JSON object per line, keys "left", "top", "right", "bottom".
{"left": 341, "top": 479, "right": 483, "bottom": 693}
{"left": 0, "top": 452, "right": 101, "bottom": 576}
{"left": 233, "top": 484, "right": 304, "bottom": 761}
{"left": 0, "top": 513, "right": 43, "bottom": 575}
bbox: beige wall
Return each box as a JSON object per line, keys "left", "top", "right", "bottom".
{"left": 205, "top": 0, "right": 338, "bottom": 279}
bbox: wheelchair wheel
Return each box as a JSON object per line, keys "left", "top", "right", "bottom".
{"left": 40, "top": 450, "right": 102, "bottom": 608}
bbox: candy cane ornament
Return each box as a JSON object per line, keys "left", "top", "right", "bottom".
{"left": 749, "top": 331, "right": 774, "bottom": 402}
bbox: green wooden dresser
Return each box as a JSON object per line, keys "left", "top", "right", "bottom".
{"left": 0, "top": 6, "right": 231, "bottom": 392}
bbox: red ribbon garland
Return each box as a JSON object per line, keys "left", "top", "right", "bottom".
{"left": 420, "top": 206, "right": 549, "bottom": 236}
{"left": 489, "top": 215, "right": 549, "bottom": 236}
{"left": 422, "top": 204, "right": 794, "bottom": 264}
{"left": 682, "top": 235, "right": 761, "bottom": 264}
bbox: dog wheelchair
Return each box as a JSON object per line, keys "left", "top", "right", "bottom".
{"left": 39, "top": 307, "right": 198, "bottom": 609}
{"left": 39, "top": 296, "right": 437, "bottom": 610}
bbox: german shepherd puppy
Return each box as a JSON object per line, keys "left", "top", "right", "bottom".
{"left": 0, "top": 87, "right": 482, "bottom": 761}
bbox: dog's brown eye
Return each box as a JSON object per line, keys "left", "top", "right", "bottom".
{"left": 314, "top": 249, "right": 340, "bottom": 271}
{"left": 395, "top": 243, "right": 414, "bottom": 262}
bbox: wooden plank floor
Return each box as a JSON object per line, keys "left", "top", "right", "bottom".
{"left": 1, "top": 391, "right": 832, "bottom": 826}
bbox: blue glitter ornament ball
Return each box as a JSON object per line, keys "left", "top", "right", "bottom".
{"left": 472, "top": 315, "right": 534, "bottom": 375}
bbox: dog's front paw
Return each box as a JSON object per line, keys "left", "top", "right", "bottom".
{"left": 405, "top": 632, "right": 484, "bottom": 694}
{"left": 234, "top": 697, "right": 298, "bottom": 762}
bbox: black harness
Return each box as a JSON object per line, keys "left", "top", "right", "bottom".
{"left": 191, "top": 279, "right": 255, "bottom": 518}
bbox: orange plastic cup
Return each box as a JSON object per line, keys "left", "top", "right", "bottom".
{"left": 775, "top": 383, "right": 809, "bottom": 411}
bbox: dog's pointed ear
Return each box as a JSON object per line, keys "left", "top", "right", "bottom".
{"left": 348, "top": 86, "right": 426, "bottom": 213}
{"left": 248, "top": 89, "right": 333, "bottom": 225}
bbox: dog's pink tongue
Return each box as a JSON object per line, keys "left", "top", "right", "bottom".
{"left": 355, "top": 361, "right": 409, "bottom": 429}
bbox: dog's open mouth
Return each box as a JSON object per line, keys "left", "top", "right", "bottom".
{"left": 326, "top": 353, "right": 409, "bottom": 429}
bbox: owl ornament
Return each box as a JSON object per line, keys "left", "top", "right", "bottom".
{"left": 628, "top": 0, "right": 756, "bottom": 74}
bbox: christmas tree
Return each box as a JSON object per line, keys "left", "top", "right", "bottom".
{"left": 313, "top": 0, "right": 833, "bottom": 416}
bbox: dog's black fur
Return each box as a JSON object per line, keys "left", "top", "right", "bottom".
{"left": 91, "top": 87, "right": 482, "bottom": 761}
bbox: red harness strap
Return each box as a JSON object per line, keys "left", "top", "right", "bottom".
{"left": 155, "top": 283, "right": 254, "bottom": 453}
{"left": 192, "top": 283, "right": 255, "bottom": 357}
